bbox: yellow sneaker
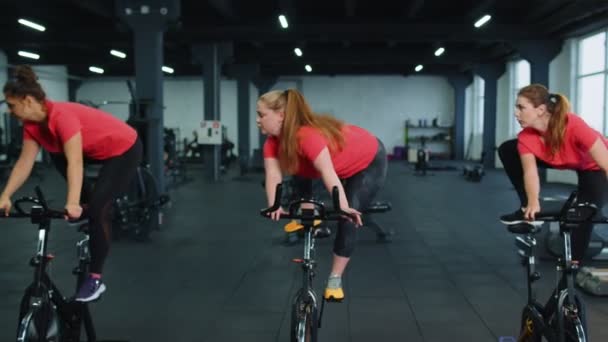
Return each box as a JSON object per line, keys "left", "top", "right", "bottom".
{"left": 324, "top": 275, "right": 344, "bottom": 302}
{"left": 284, "top": 219, "right": 322, "bottom": 233}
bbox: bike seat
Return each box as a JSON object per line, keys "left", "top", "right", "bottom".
{"left": 284, "top": 219, "right": 322, "bottom": 233}
{"left": 507, "top": 223, "right": 542, "bottom": 235}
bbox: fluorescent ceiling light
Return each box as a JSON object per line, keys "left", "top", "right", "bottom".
{"left": 434, "top": 47, "right": 445, "bottom": 57}
{"left": 415, "top": 64, "right": 423, "bottom": 72}
{"left": 474, "top": 14, "right": 492, "bottom": 28}
{"left": 17, "top": 18, "right": 45, "bottom": 32}
{"left": 89, "top": 66, "right": 104, "bottom": 74}
{"left": 110, "top": 49, "right": 126, "bottom": 58}
{"left": 18, "top": 51, "right": 40, "bottom": 60}
{"left": 278, "top": 15, "right": 288, "bottom": 29}
{"left": 162, "top": 66, "right": 174, "bottom": 74}
{"left": 294, "top": 48, "right": 303, "bottom": 57}
{"left": 305, "top": 64, "right": 312, "bottom": 72}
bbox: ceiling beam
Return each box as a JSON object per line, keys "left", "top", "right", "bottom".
{"left": 405, "top": 0, "right": 425, "bottom": 19}
{"left": 207, "top": 0, "right": 236, "bottom": 21}
{"left": 234, "top": 46, "right": 504, "bottom": 65}
{"left": 345, "top": 0, "right": 357, "bottom": 17}
{"left": 539, "top": 1, "right": 608, "bottom": 35}
{"left": 61, "top": 0, "right": 113, "bottom": 18}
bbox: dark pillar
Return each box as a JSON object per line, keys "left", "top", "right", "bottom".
{"left": 447, "top": 72, "right": 473, "bottom": 160}
{"left": 474, "top": 63, "right": 506, "bottom": 169}
{"left": 192, "top": 43, "right": 232, "bottom": 181}
{"left": 117, "top": 0, "right": 180, "bottom": 192}
{"left": 513, "top": 40, "right": 562, "bottom": 87}
{"left": 226, "top": 64, "right": 260, "bottom": 175}
{"left": 68, "top": 79, "right": 83, "bottom": 102}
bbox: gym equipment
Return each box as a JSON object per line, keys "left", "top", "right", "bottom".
{"left": 261, "top": 184, "right": 358, "bottom": 342}
{"left": 1, "top": 186, "right": 98, "bottom": 342}
{"left": 113, "top": 164, "right": 170, "bottom": 241}
{"left": 463, "top": 164, "right": 484, "bottom": 182}
{"left": 84, "top": 164, "right": 170, "bottom": 242}
{"left": 507, "top": 190, "right": 607, "bottom": 341}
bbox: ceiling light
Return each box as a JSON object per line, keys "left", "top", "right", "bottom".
{"left": 294, "top": 48, "right": 303, "bottom": 57}
{"left": 89, "top": 66, "right": 104, "bottom": 74}
{"left": 278, "top": 15, "right": 288, "bottom": 29}
{"left": 415, "top": 64, "right": 423, "bottom": 72}
{"left": 17, "top": 18, "right": 45, "bottom": 32}
{"left": 162, "top": 66, "right": 174, "bottom": 74}
{"left": 474, "top": 14, "right": 492, "bottom": 28}
{"left": 305, "top": 64, "right": 312, "bottom": 72}
{"left": 18, "top": 51, "right": 40, "bottom": 60}
{"left": 110, "top": 49, "right": 127, "bottom": 59}
{"left": 434, "top": 47, "right": 445, "bottom": 57}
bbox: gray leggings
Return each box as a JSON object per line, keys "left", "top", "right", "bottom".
{"left": 294, "top": 139, "right": 387, "bottom": 257}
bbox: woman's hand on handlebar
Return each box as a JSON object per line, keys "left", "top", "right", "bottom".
{"left": 341, "top": 206, "right": 362, "bottom": 227}
{"left": 64, "top": 203, "right": 82, "bottom": 220}
{"left": 0, "top": 196, "right": 11, "bottom": 216}
{"left": 524, "top": 201, "right": 541, "bottom": 221}
{"left": 269, "top": 207, "right": 288, "bottom": 221}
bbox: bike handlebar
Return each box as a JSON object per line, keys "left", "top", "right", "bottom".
{"left": 0, "top": 186, "right": 67, "bottom": 221}
{"left": 534, "top": 191, "right": 608, "bottom": 225}
{"left": 260, "top": 183, "right": 356, "bottom": 221}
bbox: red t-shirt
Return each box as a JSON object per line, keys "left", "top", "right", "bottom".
{"left": 23, "top": 100, "right": 137, "bottom": 160}
{"left": 263, "top": 124, "right": 378, "bottom": 178}
{"left": 517, "top": 113, "right": 608, "bottom": 170}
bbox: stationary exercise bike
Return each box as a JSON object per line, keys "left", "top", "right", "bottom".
{"left": 507, "top": 191, "right": 607, "bottom": 342}
{"left": 1, "top": 186, "right": 98, "bottom": 342}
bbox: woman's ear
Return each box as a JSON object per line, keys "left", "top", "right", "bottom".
{"left": 536, "top": 103, "right": 548, "bottom": 116}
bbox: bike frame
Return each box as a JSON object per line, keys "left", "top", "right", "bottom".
{"left": 517, "top": 222, "right": 587, "bottom": 342}
{"left": 18, "top": 210, "right": 96, "bottom": 342}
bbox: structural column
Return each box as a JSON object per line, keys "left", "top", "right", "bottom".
{"left": 474, "top": 63, "right": 506, "bottom": 169}
{"left": 117, "top": 0, "right": 180, "bottom": 192}
{"left": 447, "top": 72, "right": 473, "bottom": 160}
{"left": 192, "top": 43, "right": 232, "bottom": 181}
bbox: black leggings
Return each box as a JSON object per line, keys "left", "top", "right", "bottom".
{"left": 294, "top": 139, "right": 388, "bottom": 257}
{"left": 498, "top": 139, "right": 607, "bottom": 262}
{"left": 50, "top": 139, "right": 142, "bottom": 274}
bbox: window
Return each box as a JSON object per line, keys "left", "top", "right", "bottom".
{"left": 509, "top": 60, "right": 531, "bottom": 137}
{"left": 474, "top": 75, "right": 485, "bottom": 135}
{"left": 575, "top": 31, "right": 607, "bottom": 133}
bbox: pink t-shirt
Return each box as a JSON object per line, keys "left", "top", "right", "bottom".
{"left": 263, "top": 124, "right": 378, "bottom": 178}
{"left": 23, "top": 100, "right": 137, "bottom": 160}
{"left": 517, "top": 113, "right": 608, "bottom": 170}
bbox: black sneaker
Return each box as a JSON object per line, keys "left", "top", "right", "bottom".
{"left": 500, "top": 208, "right": 543, "bottom": 226}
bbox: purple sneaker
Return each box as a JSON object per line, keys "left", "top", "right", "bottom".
{"left": 75, "top": 275, "right": 106, "bottom": 302}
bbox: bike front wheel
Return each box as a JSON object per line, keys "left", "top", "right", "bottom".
{"left": 16, "top": 305, "right": 61, "bottom": 342}
{"left": 290, "top": 295, "right": 318, "bottom": 342}
{"left": 560, "top": 294, "right": 587, "bottom": 342}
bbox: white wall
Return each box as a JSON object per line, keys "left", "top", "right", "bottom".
{"left": 33, "top": 66, "right": 69, "bottom": 101}
{"left": 302, "top": 75, "right": 454, "bottom": 154}
{"left": 78, "top": 75, "right": 456, "bottom": 158}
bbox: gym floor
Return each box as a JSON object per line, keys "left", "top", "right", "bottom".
{"left": 1, "top": 162, "right": 608, "bottom": 342}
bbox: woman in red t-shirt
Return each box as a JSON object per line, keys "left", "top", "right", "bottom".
{"left": 257, "top": 88, "right": 387, "bottom": 302}
{"left": 499, "top": 83, "right": 608, "bottom": 259}
{"left": 0, "top": 65, "right": 142, "bottom": 302}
